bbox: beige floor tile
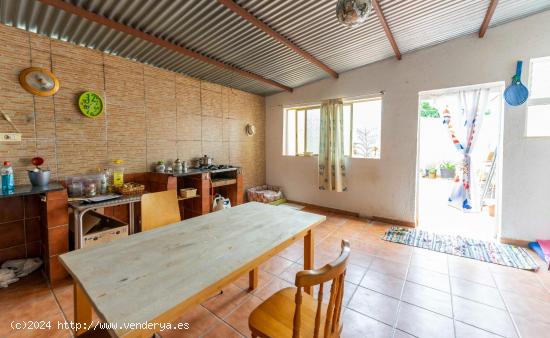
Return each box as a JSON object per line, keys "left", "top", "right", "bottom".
{"left": 162, "top": 305, "right": 217, "bottom": 338}
{"left": 278, "top": 262, "right": 303, "bottom": 283}
{"left": 410, "top": 252, "right": 449, "bottom": 274}
{"left": 407, "top": 266, "right": 450, "bottom": 293}
{"left": 347, "top": 286, "right": 399, "bottom": 326}
{"left": 201, "top": 284, "right": 252, "bottom": 319}
{"left": 396, "top": 302, "right": 454, "bottom": 338}
{"left": 448, "top": 258, "right": 495, "bottom": 286}
{"left": 344, "top": 263, "right": 368, "bottom": 285}
{"left": 259, "top": 255, "right": 294, "bottom": 275}
{"left": 511, "top": 312, "right": 550, "bottom": 338}
{"left": 369, "top": 257, "right": 409, "bottom": 279}
{"left": 501, "top": 290, "right": 550, "bottom": 324}
{"left": 401, "top": 281, "right": 453, "bottom": 317}
{"left": 340, "top": 309, "right": 393, "bottom": 338}
{"left": 202, "top": 320, "right": 243, "bottom": 338}
{"left": 254, "top": 276, "right": 294, "bottom": 301}
{"left": 454, "top": 320, "right": 503, "bottom": 338}
{"left": 360, "top": 269, "right": 405, "bottom": 299}
{"left": 223, "top": 295, "right": 263, "bottom": 337}
{"left": 452, "top": 296, "right": 518, "bottom": 337}
{"left": 233, "top": 269, "right": 274, "bottom": 294}
{"left": 450, "top": 277, "right": 505, "bottom": 309}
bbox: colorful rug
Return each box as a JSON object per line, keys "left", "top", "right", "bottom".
{"left": 382, "top": 227, "right": 539, "bottom": 271}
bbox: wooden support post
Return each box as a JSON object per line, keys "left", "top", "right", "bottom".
{"left": 304, "top": 229, "right": 314, "bottom": 295}
{"left": 74, "top": 282, "right": 92, "bottom": 336}
{"left": 249, "top": 268, "right": 258, "bottom": 290}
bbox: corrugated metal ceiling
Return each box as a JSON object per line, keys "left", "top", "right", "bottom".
{"left": 1, "top": 0, "right": 549, "bottom": 96}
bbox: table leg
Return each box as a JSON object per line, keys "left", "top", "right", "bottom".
{"left": 129, "top": 202, "right": 135, "bottom": 235}
{"left": 74, "top": 282, "right": 92, "bottom": 336}
{"left": 304, "top": 229, "right": 314, "bottom": 295}
{"left": 249, "top": 268, "right": 258, "bottom": 290}
{"left": 73, "top": 210, "right": 81, "bottom": 250}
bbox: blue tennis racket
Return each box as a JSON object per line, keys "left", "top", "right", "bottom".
{"left": 504, "top": 61, "right": 529, "bottom": 106}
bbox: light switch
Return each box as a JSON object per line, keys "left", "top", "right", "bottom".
{"left": 0, "top": 133, "right": 22, "bottom": 142}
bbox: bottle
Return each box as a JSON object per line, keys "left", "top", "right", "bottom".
{"left": 99, "top": 169, "right": 108, "bottom": 194}
{"left": 112, "top": 160, "right": 125, "bottom": 188}
{"left": 1, "top": 161, "right": 15, "bottom": 192}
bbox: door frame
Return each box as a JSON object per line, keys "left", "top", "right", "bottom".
{"left": 414, "top": 82, "right": 505, "bottom": 239}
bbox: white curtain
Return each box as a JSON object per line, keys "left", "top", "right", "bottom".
{"left": 442, "top": 88, "right": 490, "bottom": 212}
{"left": 318, "top": 99, "right": 348, "bottom": 192}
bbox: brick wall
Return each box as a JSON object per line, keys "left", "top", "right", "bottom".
{"left": 0, "top": 24, "right": 265, "bottom": 190}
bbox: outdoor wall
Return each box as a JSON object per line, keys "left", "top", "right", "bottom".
{"left": 265, "top": 11, "right": 550, "bottom": 241}
{"left": 0, "top": 24, "right": 265, "bottom": 190}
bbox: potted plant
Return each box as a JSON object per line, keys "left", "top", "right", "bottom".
{"left": 427, "top": 166, "right": 437, "bottom": 179}
{"left": 440, "top": 162, "right": 456, "bottom": 179}
{"left": 155, "top": 160, "right": 166, "bottom": 173}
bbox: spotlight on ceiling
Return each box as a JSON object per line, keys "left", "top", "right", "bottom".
{"left": 336, "top": 0, "right": 373, "bottom": 27}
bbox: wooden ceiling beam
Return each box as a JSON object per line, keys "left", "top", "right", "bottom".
{"left": 372, "top": 0, "right": 402, "bottom": 60}
{"left": 217, "top": 0, "right": 339, "bottom": 79}
{"left": 479, "top": 0, "right": 499, "bottom": 38}
{"left": 37, "top": 0, "right": 293, "bottom": 92}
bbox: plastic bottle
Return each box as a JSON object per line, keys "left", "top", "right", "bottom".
{"left": 1, "top": 161, "right": 15, "bottom": 192}
{"left": 112, "top": 160, "right": 125, "bottom": 188}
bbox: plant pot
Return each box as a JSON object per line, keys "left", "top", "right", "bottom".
{"left": 440, "top": 168, "right": 456, "bottom": 179}
{"left": 428, "top": 171, "right": 437, "bottom": 179}
{"left": 28, "top": 170, "right": 50, "bottom": 186}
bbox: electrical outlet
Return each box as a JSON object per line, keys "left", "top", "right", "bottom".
{"left": 0, "top": 133, "right": 22, "bottom": 142}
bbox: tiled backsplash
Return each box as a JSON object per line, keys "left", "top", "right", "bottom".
{"left": 0, "top": 24, "right": 265, "bottom": 190}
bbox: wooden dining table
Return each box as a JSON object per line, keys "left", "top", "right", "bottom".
{"left": 59, "top": 202, "right": 326, "bottom": 337}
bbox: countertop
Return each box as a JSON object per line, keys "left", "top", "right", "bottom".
{"left": 170, "top": 167, "right": 239, "bottom": 177}
{"left": 0, "top": 182, "right": 65, "bottom": 199}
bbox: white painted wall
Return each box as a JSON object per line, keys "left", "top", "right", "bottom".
{"left": 265, "top": 11, "right": 550, "bottom": 241}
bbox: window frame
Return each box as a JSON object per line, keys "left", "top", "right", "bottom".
{"left": 284, "top": 105, "right": 321, "bottom": 156}
{"left": 343, "top": 97, "right": 382, "bottom": 159}
{"left": 526, "top": 56, "right": 550, "bottom": 138}
{"left": 283, "top": 96, "right": 382, "bottom": 157}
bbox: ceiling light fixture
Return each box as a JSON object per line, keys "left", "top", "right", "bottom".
{"left": 336, "top": 0, "right": 373, "bottom": 27}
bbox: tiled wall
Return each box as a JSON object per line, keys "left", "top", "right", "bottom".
{"left": 0, "top": 24, "right": 265, "bottom": 190}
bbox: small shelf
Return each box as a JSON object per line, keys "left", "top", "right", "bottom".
{"left": 178, "top": 194, "right": 200, "bottom": 201}
{"left": 211, "top": 178, "right": 237, "bottom": 188}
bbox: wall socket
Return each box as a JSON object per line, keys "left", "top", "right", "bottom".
{"left": 0, "top": 133, "right": 22, "bottom": 142}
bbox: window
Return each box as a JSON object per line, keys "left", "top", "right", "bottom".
{"left": 283, "top": 107, "right": 320, "bottom": 156}
{"left": 526, "top": 57, "right": 550, "bottom": 137}
{"left": 344, "top": 98, "right": 382, "bottom": 158}
{"left": 283, "top": 97, "right": 382, "bottom": 158}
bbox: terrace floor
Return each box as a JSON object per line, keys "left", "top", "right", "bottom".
{"left": 1, "top": 205, "right": 549, "bottom": 338}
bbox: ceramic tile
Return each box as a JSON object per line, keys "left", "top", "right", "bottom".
{"left": 223, "top": 295, "right": 263, "bottom": 337}
{"left": 407, "top": 266, "right": 450, "bottom": 293}
{"left": 201, "top": 284, "right": 252, "bottom": 319}
{"left": 401, "top": 282, "right": 453, "bottom": 317}
{"left": 259, "top": 255, "right": 293, "bottom": 275}
{"left": 452, "top": 296, "right": 518, "bottom": 337}
{"left": 454, "top": 321, "right": 503, "bottom": 338}
{"left": 511, "top": 312, "right": 550, "bottom": 338}
{"left": 341, "top": 309, "right": 394, "bottom": 338}
{"left": 368, "top": 257, "right": 409, "bottom": 279}
{"left": 347, "top": 286, "right": 399, "bottom": 326}
{"left": 451, "top": 277, "right": 505, "bottom": 309}
{"left": 360, "top": 269, "right": 405, "bottom": 299}
{"left": 396, "top": 302, "right": 454, "bottom": 338}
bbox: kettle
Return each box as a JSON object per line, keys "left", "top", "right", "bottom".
{"left": 200, "top": 155, "right": 213, "bottom": 166}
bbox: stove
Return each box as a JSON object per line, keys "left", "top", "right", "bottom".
{"left": 195, "top": 164, "right": 238, "bottom": 173}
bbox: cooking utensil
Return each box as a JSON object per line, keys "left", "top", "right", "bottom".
{"left": 504, "top": 61, "right": 529, "bottom": 106}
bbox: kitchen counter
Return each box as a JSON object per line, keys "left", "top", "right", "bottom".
{"left": 0, "top": 182, "right": 65, "bottom": 199}
{"left": 170, "top": 167, "right": 239, "bottom": 177}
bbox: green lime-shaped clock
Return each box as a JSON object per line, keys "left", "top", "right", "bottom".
{"left": 78, "top": 91, "right": 104, "bottom": 118}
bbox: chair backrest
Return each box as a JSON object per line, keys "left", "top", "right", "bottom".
{"left": 293, "top": 240, "right": 350, "bottom": 338}
{"left": 140, "top": 190, "right": 181, "bottom": 232}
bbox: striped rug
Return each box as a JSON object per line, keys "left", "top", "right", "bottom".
{"left": 382, "top": 227, "right": 539, "bottom": 271}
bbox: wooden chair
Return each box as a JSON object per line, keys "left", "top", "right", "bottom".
{"left": 249, "top": 240, "right": 351, "bottom": 338}
{"left": 140, "top": 190, "right": 181, "bottom": 232}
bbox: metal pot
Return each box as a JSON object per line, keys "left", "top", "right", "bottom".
{"left": 200, "top": 155, "right": 213, "bottom": 166}
{"left": 28, "top": 170, "right": 50, "bottom": 187}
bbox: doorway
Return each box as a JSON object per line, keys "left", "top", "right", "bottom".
{"left": 416, "top": 82, "right": 504, "bottom": 240}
